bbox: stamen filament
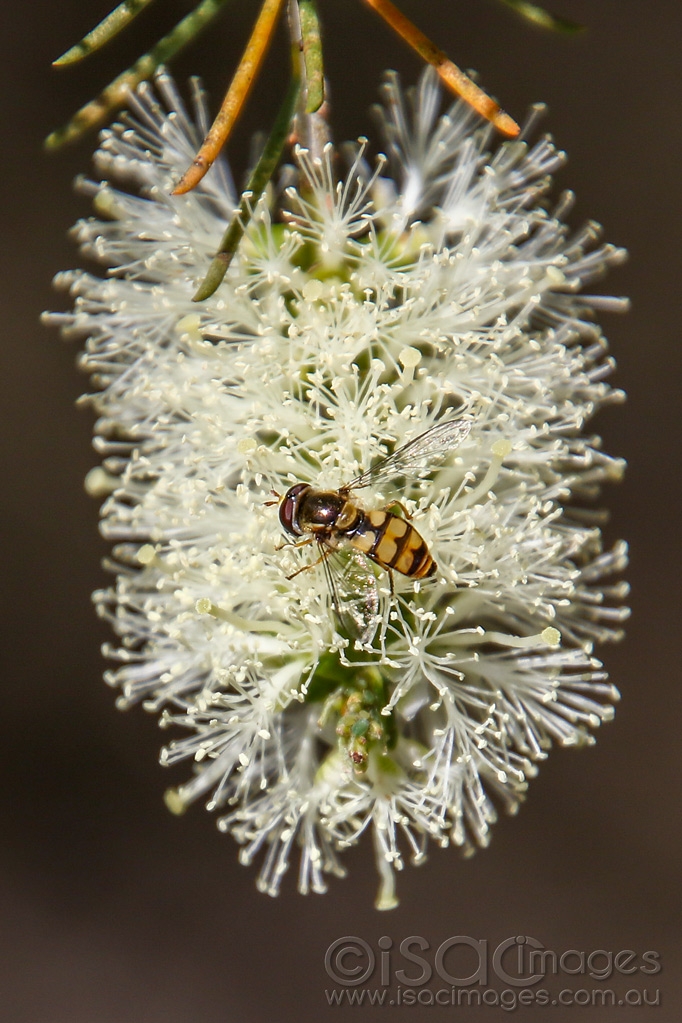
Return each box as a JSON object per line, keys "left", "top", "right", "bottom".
{"left": 164, "top": 745, "right": 239, "bottom": 812}
{"left": 445, "top": 626, "right": 562, "bottom": 649}
{"left": 373, "top": 828, "right": 399, "bottom": 910}
{"left": 195, "top": 597, "right": 295, "bottom": 637}
{"left": 455, "top": 439, "right": 511, "bottom": 510}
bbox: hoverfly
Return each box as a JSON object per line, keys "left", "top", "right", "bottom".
{"left": 273, "top": 416, "right": 473, "bottom": 642}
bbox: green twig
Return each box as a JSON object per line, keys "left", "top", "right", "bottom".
{"left": 53, "top": 0, "right": 158, "bottom": 66}
{"left": 192, "top": 68, "right": 301, "bottom": 302}
{"left": 46, "top": 0, "right": 235, "bottom": 150}
{"left": 497, "top": 0, "right": 585, "bottom": 34}
{"left": 299, "top": 0, "right": 324, "bottom": 113}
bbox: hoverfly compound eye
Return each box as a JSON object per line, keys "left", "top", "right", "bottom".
{"left": 279, "top": 484, "right": 308, "bottom": 536}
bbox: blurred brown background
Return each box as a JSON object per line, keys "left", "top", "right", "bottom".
{"left": 0, "top": 1, "right": 679, "bottom": 1020}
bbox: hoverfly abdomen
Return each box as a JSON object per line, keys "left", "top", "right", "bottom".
{"left": 352, "top": 508, "right": 436, "bottom": 579}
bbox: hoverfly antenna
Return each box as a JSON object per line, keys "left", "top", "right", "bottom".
{"left": 264, "top": 489, "right": 281, "bottom": 507}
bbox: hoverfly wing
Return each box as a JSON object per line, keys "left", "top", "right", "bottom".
{"left": 340, "top": 550, "right": 381, "bottom": 646}
{"left": 346, "top": 416, "right": 473, "bottom": 492}
{"left": 321, "top": 546, "right": 380, "bottom": 646}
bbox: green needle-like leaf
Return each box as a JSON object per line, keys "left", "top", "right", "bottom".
{"left": 299, "top": 0, "right": 324, "bottom": 113}
{"left": 193, "top": 67, "right": 302, "bottom": 302}
{"left": 498, "top": 0, "right": 585, "bottom": 34}
{"left": 53, "top": 0, "right": 158, "bottom": 66}
{"left": 46, "top": 0, "right": 235, "bottom": 149}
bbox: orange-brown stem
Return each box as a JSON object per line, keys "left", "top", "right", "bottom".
{"left": 173, "top": 0, "right": 286, "bottom": 195}
{"left": 361, "top": 0, "right": 519, "bottom": 137}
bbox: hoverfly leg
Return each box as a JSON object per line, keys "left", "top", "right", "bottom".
{"left": 286, "top": 546, "right": 332, "bottom": 581}
{"left": 387, "top": 568, "right": 395, "bottom": 597}
{"left": 275, "top": 536, "right": 314, "bottom": 552}
{"left": 388, "top": 500, "right": 412, "bottom": 520}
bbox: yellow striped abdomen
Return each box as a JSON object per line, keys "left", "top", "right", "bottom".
{"left": 349, "top": 509, "right": 436, "bottom": 579}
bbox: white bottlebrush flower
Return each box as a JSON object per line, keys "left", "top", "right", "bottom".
{"left": 46, "top": 68, "right": 628, "bottom": 909}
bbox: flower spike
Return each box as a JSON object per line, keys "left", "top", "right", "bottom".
{"left": 173, "top": 0, "right": 287, "bottom": 195}
{"left": 52, "top": 0, "right": 158, "bottom": 67}
{"left": 45, "top": 0, "right": 235, "bottom": 150}
{"left": 49, "top": 66, "right": 627, "bottom": 908}
{"left": 361, "top": 0, "right": 520, "bottom": 137}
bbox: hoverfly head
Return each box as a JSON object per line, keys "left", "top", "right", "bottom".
{"left": 278, "top": 483, "right": 309, "bottom": 536}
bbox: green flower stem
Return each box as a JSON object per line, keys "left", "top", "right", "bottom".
{"left": 192, "top": 64, "right": 301, "bottom": 302}
{"left": 45, "top": 0, "right": 235, "bottom": 149}
{"left": 299, "top": 0, "right": 324, "bottom": 113}
{"left": 53, "top": 0, "right": 158, "bottom": 66}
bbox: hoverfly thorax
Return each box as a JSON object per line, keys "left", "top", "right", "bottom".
{"left": 298, "top": 491, "right": 347, "bottom": 531}
{"left": 280, "top": 486, "right": 348, "bottom": 537}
